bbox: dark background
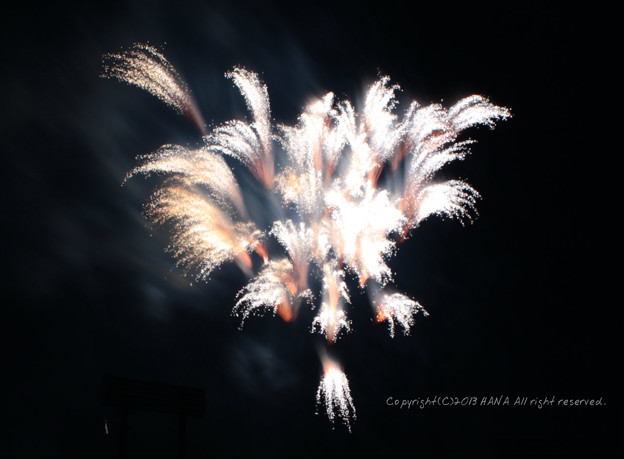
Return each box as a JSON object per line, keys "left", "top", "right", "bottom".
{"left": 3, "top": 1, "right": 620, "bottom": 458}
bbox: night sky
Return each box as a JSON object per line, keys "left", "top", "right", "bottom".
{"left": 4, "top": 1, "right": 620, "bottom": 458}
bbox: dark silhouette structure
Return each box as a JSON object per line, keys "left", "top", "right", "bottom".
{"left": 101, "top": 376, "right": 205, "bottom": 459}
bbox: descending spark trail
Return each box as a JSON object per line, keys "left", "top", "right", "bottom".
{"left": 317, "top": 356, "right": 356, "bottom": 432}
{"left": 103, "top": 44, "right": 510, "bottom": 430}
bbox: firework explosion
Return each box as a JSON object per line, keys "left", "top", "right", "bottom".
{"left": 102, "top": 43, "right": 510, "bottom": 430}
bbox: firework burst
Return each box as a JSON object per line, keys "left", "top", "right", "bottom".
{"left": 103, "top": 44, "right": 510, "bottom": 430}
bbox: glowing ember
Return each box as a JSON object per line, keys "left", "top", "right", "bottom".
{"left": 103, "top": 43, "right": 510, "bottom": 430}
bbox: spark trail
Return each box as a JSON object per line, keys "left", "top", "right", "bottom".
{"left": 103, "top": 44, "right": 510, "bottom": 430}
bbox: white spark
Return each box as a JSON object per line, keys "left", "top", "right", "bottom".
{"left": 375, "top": 292, "right": 429, "bottom": 338}
{"left": 316, "top": 360, "right": 356, "bottom": 431}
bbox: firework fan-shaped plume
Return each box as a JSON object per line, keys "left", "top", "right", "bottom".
{"left": 234, "top": 258, "right": 313, "bottom": 324}
{"left": 101, "top": 43, "right": 206, "bottom": 135}
{"left": 127, "top": 144, "right": 247, "bottom": 216}
{"left": 204, "top": 68, "right": 275, "bottom": 189}
{"left": 316, "top": 358, "right": 356, "bottom": 431}
{"left": 374, "top": 292, "right": 429, "bottom": 338}
{"left": 145, "top": 184, "right": 259, "bottom": 279}
{"left": 103, "top": 43, "right": 510, "bottom": 430}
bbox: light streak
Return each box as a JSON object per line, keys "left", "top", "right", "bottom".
{"left": 103, "top": 44, "right": 510, "bottom": 429}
